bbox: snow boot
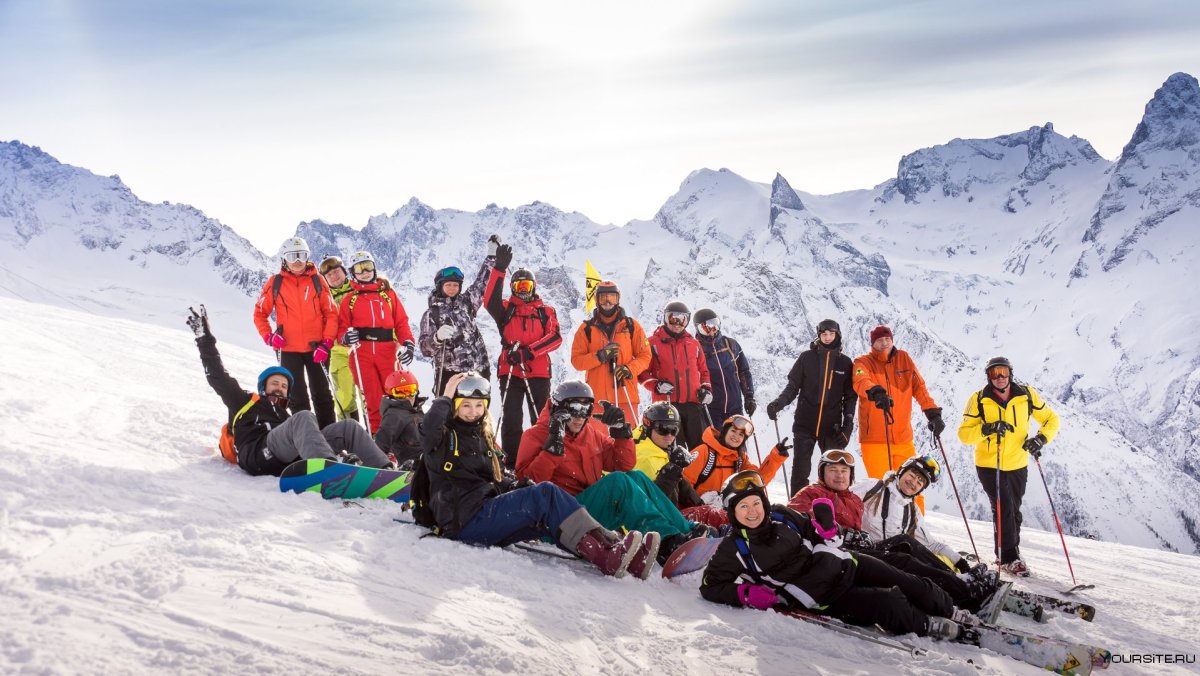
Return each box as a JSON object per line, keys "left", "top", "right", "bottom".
{"left": 625, "top": 531, "right": 662, "bottom": 580}
{"left": 951, "top": 607, "right": 981, "bottom": 627}
{"left": 1000, "top": 558, "right": 1030, "bottom": 577}
{"left": 576, "top": 529, "right": 643, "bottom": 578}
{"left": 925, "top": 616, "right": 962, "bottom": 641}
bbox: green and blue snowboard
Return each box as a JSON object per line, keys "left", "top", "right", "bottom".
{"left": 279, "top": 458, "right": 412, "bottom": 503}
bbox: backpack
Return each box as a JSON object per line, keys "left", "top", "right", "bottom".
{"left": 583, "top": 315, "right": 635, "bottom": 343}
{"left": 500, "top": 303, "right": 549, "bottom": 333}
{"left": 217, "top": 395, "right": 259, "bottom": 465}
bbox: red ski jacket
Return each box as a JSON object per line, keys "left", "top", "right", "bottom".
{"left": 639, "top": 325, "right": 711, "bottom": 404}
{"left": 788, "top": 482, "right": 866, "bottom": 531}
{"left": 515, "top": 402, "right": 636, "bottom": 496}
{"left": 336, "top": 277, "right": 415, "bottom": 345}
{"left": 483, "top": 268, "right": 563, "bottom": 379}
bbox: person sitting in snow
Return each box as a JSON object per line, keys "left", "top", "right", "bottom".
{"left": 516, "top": 380, "right": 707, "bottom": 565}
{"left": 791, "top": 451, "right": 998, "bottom": 610}
{"left": 188, "top": 305, "right": 394, "bottom": 476}
{"left": 373, "top": 369, "right": 425, "bottom": 469}
{"left": 699, "top": 471, "right": 975, "bottom": 641}
{"left": 421, "top": 372, "right": 659, "bottom": 579}
{"left": 631, "top": 402, "right": 705, "bottom": 513}
{"left": 680, "top": 415, "right": 790, "bottom": 527}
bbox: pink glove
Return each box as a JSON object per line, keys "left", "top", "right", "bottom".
{"left": 738, "top": 584, "right": 779, "bottom": 610}
{"left": 264, "top": 329, "right": 285, "bottom": 349}
{"left": 313, "top": 339, "right": 333, "bottom": 363}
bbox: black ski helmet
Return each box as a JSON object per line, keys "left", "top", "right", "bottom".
{"left": 985, "top": 356, "right": 1013, "bottom": 377}
{"left": 454, "top": 372, "right": 491, "bottom": 404}
{"left": 817, "top": 319, "right": 840, "bottom": 334}
{"left": 897, "top": 455, "right": 941, "bottom": 494}
{"left": 511, "top": 267, "right": 536, "bottom": 301}
{"left": 720, "top": 470, "right": 770, "bottom": 527}
{"left": 663, "top": 300, "right": 690, "bottom": 329}
{"left": 435, "top": 266, "right": 466, "bottom": 294}
{"left": 693, "top": 307, "right": 718, "bottom": 327}
{"left": 641, "top": 402, "right": 680, "bottom": 429}
{"left": 817, "top": 449, "right": 856, "bottom": 485}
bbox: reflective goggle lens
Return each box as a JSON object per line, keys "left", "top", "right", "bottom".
{"left": 726, "top": 470, "right": 765, "bottom": 492}
{"left": 440, "top": 266, "right": 464, "bottom": 279}
{"left": 666, "top": 312, "right": 689, "bottom": 325}
{"left": 512, "top": 279, "right": 535, "bottom": 294}
{"left": 700, "top": 318, "right": 720, "bottom": 332}
{"left": 390, "top": 384, "right": 418, "bottom": 398}
{"left": 352, "top": 262, "right": 376, "bottom": 274}
{"left": 921, "top": 457, "right": 941, "bottom": 481}
{"left": 564, "top": 400, "right": 593, "bottom": 418}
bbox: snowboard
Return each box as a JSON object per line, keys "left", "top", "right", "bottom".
{"left": 661, "top": 537, "right": 722, "bottom": 579}
{"left": 279, "top": 458, "right": 412, "bottom": 503}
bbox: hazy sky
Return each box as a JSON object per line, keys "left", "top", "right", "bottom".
{"left": 2, "top": 1, "right": 1198, "bottom": 252}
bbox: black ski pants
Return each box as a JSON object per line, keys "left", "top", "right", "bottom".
{"left": 976, "top": 466, "right": 1028, "bottom": 564}
{"left": 789, "top": 421, "right": 848, "bottom": 495}
{"left": 498, "top": 375, "right": 551, "bottom": 468}
{"left": 824, "top": 553, "right": 955, "bottom": 636}
{"left": 675, "top": 402, "right": 708, "bottom": 451}
{"left": 280, "top": 350, "right": 335, "bottom": 429}
{"left": 867, "top": 548, "right": 976, "bottom": 610}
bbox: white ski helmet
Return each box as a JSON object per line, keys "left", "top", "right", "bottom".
{"left": 279, "top": 237, "right": 310, "bottom": 263}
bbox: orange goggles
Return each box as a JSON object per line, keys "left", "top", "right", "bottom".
{"left": 512, "top": 279, "right": 535, "bottom": 295}
{"left": 987, "top": 367, "right": 1011, "bottom": 380}
{"left": 725, "top": 470, "right": 765, "bottom": 492}
{"left": 390, "top": 384, "right": 418, "bottom": 398}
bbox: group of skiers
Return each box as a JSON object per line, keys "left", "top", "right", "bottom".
{"left": 188, "top": 232, "right": 1062, "bottom": 643}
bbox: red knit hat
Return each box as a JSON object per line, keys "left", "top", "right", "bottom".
{"left": 869, "top": 325, "right": 893, "bottom": 343}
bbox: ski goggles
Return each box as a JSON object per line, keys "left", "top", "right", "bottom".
{"left": 987, "top": 367, "right": 1011, "bottom": 381}
{"left": 318, "top": 255, "right": 343, "bottom": 275}
{"left": 283, "top": 251, "right": 309, "bottom": 264}
{"left": 723, "top": 414, "right": 755, "bottom": 436}
{"left": 439, "top": 266, "right": 465, "bottom": 281}
{"left": 351, "top": 261, "right": 376, "bottom": 275}
{"left": 390, "top": 384, "right": 418, "bottom": 398}
{"left": 665, "top": 311, "right": 690, "bottom": 327}
{"left": 698, "top": 318, "right": 720, "bottom": 333}
{"left": 512, "top": 279, "right": 535, "bottom": 295}
{"left": 563, "top": 399, "right": 594, "bottom": 419}
{"left": 820, "top": 449, "right": 856, "bottom": 466}
{"left": 907, "top": 456, "right": 941, "bottom": 483}
{"left": 650, "top": 424, "right": 680, "bottom": 437}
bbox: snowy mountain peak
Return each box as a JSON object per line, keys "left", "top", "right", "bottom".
{"left": 1118, "top": 71, "right": 1200, "bottom": 160}
{"left": 770, "top": 172, "right": 806, "bottom": 211}
{"left": 655, "top": 168, "right": 770, "bottom": 241}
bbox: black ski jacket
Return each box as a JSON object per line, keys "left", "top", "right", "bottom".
{"left": 196, "top": 335, "right": 289, "bottom": 476}
{"left": 771, "top": 339, "right": 856, "bottom": 439}
{"left": 376, "top": 396, "right": 425, "bottom": 466}
{"left": 421, "top": 398, "right": 505, "bottom": 538}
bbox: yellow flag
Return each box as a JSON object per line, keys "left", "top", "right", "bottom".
{"left": 584, "top": 259, "right": 601, "bottom": 315}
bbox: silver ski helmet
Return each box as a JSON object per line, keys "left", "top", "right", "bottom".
{"left": 551, "top": 380, "right": 595, "bottom": 418}
{"left": 454, "top": 372, "right": 491, "bottom": 404}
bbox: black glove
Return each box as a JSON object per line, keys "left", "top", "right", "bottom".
{"left": 1023, "top": 433, "right": 1047, "bottom": 457}
{"left": 655, "top": 460, "right": 684, "bottom": 484}
{"left": 506, "top": 345, "right": 535, "bottom": 366}
{"left": 774, "top": 437, "right": 792, "bottom": 459}
{"left": 667, "top": 443, "right": 694, "bottom": 469}
{"left": 981, "top": 421, "right": 1014, "bottom": 436}
{"left": 955, "top": 558, "right": 973, "bottom": 574}
{"left": 924, "top": 407, "right": 946, "bottom": 436}
{"left": 342, "top": 328, "right": 360, "bottom": 347}
{"left": 697, "top": 385, "right": 713, "bottom": 405}
{"left": 598, "top": 400, "right": 626, "bottom": 427}
{"left": 766, "top": 400, "right": 782, "bottom": 421}
{"left": 596, "top": 342, "right": 620, "bottom": 364}
{"left": 743, "top": 395, "right": 757, "bottom": 417}
{"left": 543, "top": 411, "right": 571, "bottom": 456}
{"left": 842, "top": 529, "right": 874, "bottom": 550}
{"left": 866, "top": 385, "right": 892, "bottom": 411}
{"left": 398, "top": 340, "right": 415, "bottom": 366}
{"left": 495, "top": 243, "right": 513, "bottom": 271}
{"left": 613, "top": 364, "right": 632, "bottom": 383}
{"left": 186, "top": 305, "right": 211, "bottom": 339}
{"left": 610, "top": 423, "right": 633, "bottom": 440}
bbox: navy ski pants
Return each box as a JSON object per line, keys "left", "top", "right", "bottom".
{"left": 456, "top": 482, "right": 583, "bottom": 548}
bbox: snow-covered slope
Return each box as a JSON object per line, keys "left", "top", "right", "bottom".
{"left": 1, "top": 295, "right": 1197, "bottom": 674}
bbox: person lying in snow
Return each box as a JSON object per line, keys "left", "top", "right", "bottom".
{"left": 699, "top": 470, "right": 977, "bottom": 640}
{"left": 420, "top": 372, "right": 659, "bottom": 579}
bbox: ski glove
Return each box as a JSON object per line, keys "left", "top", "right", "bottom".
{"left": 313, "top": 339, "right": 333, "bottom": 364}
{"left": 398, "top": 340, "right": 416, "bottom": 366}
{"left": 697, "top": 385, "right": 713, "bottom": 405}
{"left": 506, "top": 345, "right": 535, "bottom": 366}
{"left": 737, "top": 584, "right": 779, "bottom": 610}
{"left": 613, "top": 364, "right": 632, "bottom": 384}
{"left": 743, "top": 395, "right": 757, "bottom": 417}
{"left": 810, "top": 498, "right": 839, "bottom": 540}
{"left": 598, "top": 401, "right": 626, "bottom": 427}
{"left": 264, "top": 328, "right": 286, "bottom": 349}
{"left": 865, "top": 385, "right": 892, "bottom": 410}
{"left": 981, "top": 421, "right": 1014, "bottom": 437}
{"left": 654, "top": 379, "right": 675, "bottom": 395}
{"left": 494, "top": 243, "right": 513, "bottom": 271}
{"left": 186, "top": 305, "right": 211, "bottom": 339}
{"left": 766, "top": 400, "right": 782, "bottom": 421}
{"left": 487, "top": 234, "right": 502, "bottom": 258}
{"left": 954, "top": 558, "right": 973, "bottom": 574}
{"left": 543, "top": 410, "right": 572, "bottom": 456}
{"left": 924, "top": 407, "right": 946, "bottom": 436}
{"left": 842, "top": 529, "right": 874, "bottom": 550}
{"left": 1023, "top": 433, "right": 1048, "bottom": 457}
{"left": 342, "top": 328, "right": 360, "bottom": 347}
{"left": 435, "top": 324, "right": 458, "bottom": 342}
{"left": 596, "top": 342, "right": 620, "bottom": 364}
{"left": 773, "top": 437, "right": 792, "bottom": 459}
{"left": 667, "top": 443, "right": 695, "bottom": 469}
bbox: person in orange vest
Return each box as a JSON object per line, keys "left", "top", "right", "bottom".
{"left": 569, "top": 280, "right": 651, "bottom": 423}
{"left": 252, "top": 237, "right": 338, "bottom": 428}
{"left": 851, "top": 325, "right": 945, "bottom": 512}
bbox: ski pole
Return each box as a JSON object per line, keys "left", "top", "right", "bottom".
{"left": 320, "top": 358, "right": 353, "bottom": 423}
{"left": 1034, "top": 455, "right": 1078, "bottom": 586}
{"left": 881, "top": 395, "right": 895, "bottom": 472}
{"left": 436, "top": 342, "right": 447, "bottom": 398}
{"left": 994, "top": 424, "right": 1004, "bottom": 566}
{"left": 934, "top": 434, "right": 980, "bottom": 562}
{"left": 514, "top": 347, "right": 536, "bottom": 417}
{"left": 350, "top": 344, "right": 372, "bottom": 432}
{"left": 751, "top": 431, "right": 764, "bottom": 466}
{"left": 772, "top": 419, "right": 790, "bottom": 496}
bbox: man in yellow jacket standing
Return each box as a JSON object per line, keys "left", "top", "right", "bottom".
{"left": 852, "top": 325, "right": 945, "bottom": 512}
{"left": 957, "top": 356, "right": 1059, "bottom": 577}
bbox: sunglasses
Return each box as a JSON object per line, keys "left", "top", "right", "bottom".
{"left": 723, "top": 414, "right": 754, "bottom": 436}
{"left": 651, "top": 424, "right": 680, "bottom": 436}
{"left": 351, "top": 262, "right": 376, "bottom": 274}
{"left": 821, "top": 449, "right": 856, "bottom": 466}
{"left": 283, "top": 251, "right": 309, "bottom": 264}
{"left": 512, "top": 279, "right": 535, "bottom": 295}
